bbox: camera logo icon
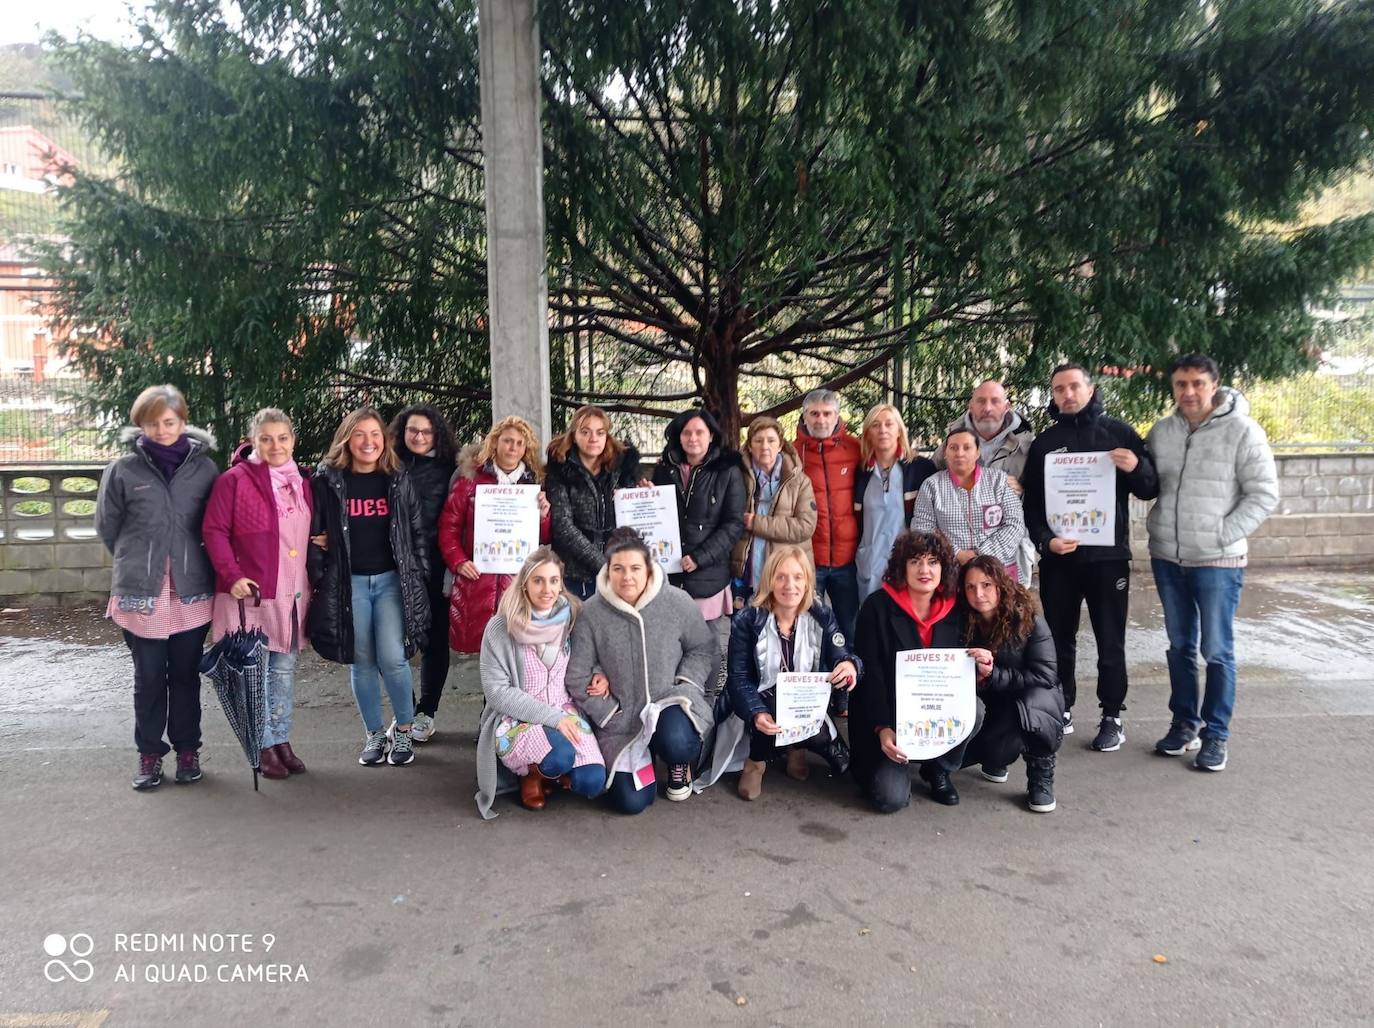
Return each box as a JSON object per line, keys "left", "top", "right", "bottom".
{"left": 43, "top": 933, "right": 95, "bottom": 983}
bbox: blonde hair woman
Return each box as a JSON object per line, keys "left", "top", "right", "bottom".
{"left": 307, "top": 406, "right": 431, "bottom": 767}
{"left": 718, "top": 544, "right": 860, "bottom": 799}
{"left": 475, "top": 547, "right": 605, "bottom": 819}
{"left": 438, "top": 416, "right": 553, "bottom": 670}
{"left": 854, "top": 403, "right": 937, "bottom": 601}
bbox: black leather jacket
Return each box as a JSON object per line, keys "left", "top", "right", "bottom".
{"left": 306, "top": 463, "right": 430, "bottom": 664}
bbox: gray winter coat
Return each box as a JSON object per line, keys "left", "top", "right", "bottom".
{"left": 933, "top": 409, "right": 1034, "bottom": 481}
{"left": 565, "top": 564, "right": 717, "bottom": 774}
{"left": 474, "top": 612, "right": 578, "bottom": 820}
{"left": 95, "top": 426, "right": 219, "bottom": 598}
{"left": 1146, "top": 388, "right": 1278, "bottom": 564}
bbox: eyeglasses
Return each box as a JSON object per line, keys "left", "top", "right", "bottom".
{"left": 406, "top": 428, "right": 434, "bottom": 437}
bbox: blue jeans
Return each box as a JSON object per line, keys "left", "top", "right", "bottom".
{"left": 814, "top": 563, "right": 859, "bottom": 644}
{"left": 349, "top": 572, "right": 415, "bottom": 733}
{"left": 605, "top": 705, "right": 702, "bottom": 815}
{"left": 1152, "top": 559, "right": 1244, "bottom": 741}
{"left": 537, "top": 728, "right": 605, "bottom": 797}
{"left": 263, "top": 649, "right": 297, "bottom": 747}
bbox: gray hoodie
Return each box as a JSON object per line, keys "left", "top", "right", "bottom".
{"left": 95, "top": 425, "right": 219, "bottom": 598}
{"left": 1146, "top": 388, "right": 1278, "bottom": 565}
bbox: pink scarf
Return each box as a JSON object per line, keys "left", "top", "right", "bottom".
{"left": 253, "top": 456, "right": 305, "bottom": 516}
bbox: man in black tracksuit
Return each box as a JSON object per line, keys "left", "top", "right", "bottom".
{"left": 1021, "top": 363, "right": 1159, "bottom": 752}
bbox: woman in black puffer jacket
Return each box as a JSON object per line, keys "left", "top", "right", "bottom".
{"left": 389, "top": 404, "right": 458, "bottom": 743}
{"left": 651, "top": 407, "right": 747, "bottom": 695}
{"left": 957, "top": 555, "right": 1063, "bottom": 814}
{"left": 544, "top": 405, "right": 642, "bottom": 600}
{"left": 307, "top": 407, "right": 430, "bottom": 768}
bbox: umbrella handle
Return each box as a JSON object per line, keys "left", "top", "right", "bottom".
{"left": 238, "top": 586, "right": 263, "bottom": 630}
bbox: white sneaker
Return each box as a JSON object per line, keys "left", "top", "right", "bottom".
{"left": 411, "top": 712, "right": 436, "bottom": 743}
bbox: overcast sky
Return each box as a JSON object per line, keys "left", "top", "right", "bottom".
{"left": 0, "top": 0, "right": 140, "bottom": 46}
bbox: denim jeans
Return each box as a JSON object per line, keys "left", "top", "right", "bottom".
{"left": 1152, "top": 559, "right": 1244, "bottom": 741}
{"left": 263, "top": 649, "right": 298, "bottom": 747}
{"left": 814, "top": 562, "right": 859, "bottom": 645}
{"left": 605, "top": 705, "right": 702, "bottom": 815}
{"left": 537, "top": 728, "right": 605, "bottom": 798}
{"left": 349, "top": 571, "right": 415, "bottom": 733}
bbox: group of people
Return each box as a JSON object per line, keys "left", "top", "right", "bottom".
{"left": 96, "top": 350, "right": 1277, "bottom": 818}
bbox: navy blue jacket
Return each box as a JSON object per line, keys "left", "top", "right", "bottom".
{"left": 725, "top": 601, "right": 862, "bottom": 721}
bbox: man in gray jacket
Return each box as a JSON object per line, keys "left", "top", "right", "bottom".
{"left": 1146, "top": 353, "right": 1278, "bottom": 772}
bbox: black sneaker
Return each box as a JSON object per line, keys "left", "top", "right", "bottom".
{"left": 358, "top": 729, "right": 388, "bottom": 766}
{"left": 1062, "top": 711, "right": 1074, "bottom": 736}
{"left": 980, "top": 764, "right": 1009, "bottom": 784}
{"left": 174, "top": 750, "right": 203, "bottom": 784}
{"left": 133, "top": 753, "right": 162, "bottom": 791}
{"left": 387, "top": 725, "right": 415, "bottom": 766}
{"left": 1195, "top": 737, "right": 1228, "bottom": 772}
{"left": 1026, "top": 755, "right": 1056, "bottom": 813}
{"left": 1090, "top": 716, "right": 1124, "bottom": 752}
{"left": 665, "top": 763, "right": 692, "bottom": 801}
{"left": 920, "top": 766, "right": 960, "bottom": 806}
{"left": 1155, "top": 720, "right": 1202, "bottom": 756}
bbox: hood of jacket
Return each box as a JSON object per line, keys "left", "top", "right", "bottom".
{"left": 595, "top": 559, "right": 665, "bottom": 614}
{"left": 661, "top": 407, "right": 728, "bottom": 470}
{"left": 1046, "top": 388, "right": 1105, "bottom": 429}
{"left": 118, "top": 423, "right": 218, "bottom": 453}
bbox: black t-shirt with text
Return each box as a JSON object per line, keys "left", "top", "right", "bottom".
{"left": 345, "top": 471, "right": 395, "bottom": 575}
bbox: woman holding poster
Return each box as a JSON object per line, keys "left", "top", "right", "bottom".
{"left": 544, "top": 405, "right": 643, "bottom": 601}
{"left": 911, "top": 428, "right": 1025, "bottom": 579}
{"left": 439, "top": 417, "right": 552, "bottom": 667}
{"left": 566, "top": 528, "right": 718, "bottom": 813}
{"left": 850, "top": 530, "right": 983, "bottom": 812}
{"left": 722, "top": 545, "right": 859, "bottom": 800}
{"left": 957, "top": 556, "right": 1062, "bottom": 813}
{"left": 474, "top": 547, "right": 605, "bottom": 819}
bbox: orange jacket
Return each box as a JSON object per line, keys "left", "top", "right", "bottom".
{"left": 793, "top": 421, "right": 862, "bottom": 567}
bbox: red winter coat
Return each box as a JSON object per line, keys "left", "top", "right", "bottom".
{"left": 202, "top": 442, "right": 314, "bottom": 599}
{"left": 793, "top": 421, "right": 862, "bottom": 567}
{"left": 437, "top": 457, "right": 552, "bottom": 653}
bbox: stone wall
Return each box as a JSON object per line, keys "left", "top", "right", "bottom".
{"left": 1129, "top": 452, "right": 1374, "bottom": 567}
{"left": 0, "top": 465, "right": 111, "bottom": 607}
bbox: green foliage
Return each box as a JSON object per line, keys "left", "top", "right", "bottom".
{"left": 1246, "top": 373, "right": 1374, "bottom": 447}
{"left": 30, "top": 0, "right": 1374, "bottom": 449}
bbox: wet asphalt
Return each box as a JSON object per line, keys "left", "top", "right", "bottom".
{"left": 1, "top": 569, "right": 1372, "bottom": 1026}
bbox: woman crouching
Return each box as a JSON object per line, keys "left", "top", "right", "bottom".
{"left": 475, "top": 547, "right": 605, "bottom": 819}
{"left": 957, "top": 555, "right": 1063, "bottom": 813}
{"left": 725, "top": 545, "right": 859, "bottom": 799}
{"left": 566, "top": 527, "right": 718, "bottom": 813}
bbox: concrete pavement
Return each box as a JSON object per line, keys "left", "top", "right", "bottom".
{"left": 1, "top": 569, "right": 1372, "bottom": 1026}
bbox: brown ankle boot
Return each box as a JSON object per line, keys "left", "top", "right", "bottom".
{"left": 274, "top": 742, "right": 306, "bottom": 774}
{"left": 738, "top": 759, "right": 766, "bottom": 800}
{"left": 520, "top": 765, "right": 547, "bottom": 810}
{"left": 258, "top": 745, "right": 289, "bottom": 780}
{"left": 785, "top": 747, "right": 810, "bottom": 782}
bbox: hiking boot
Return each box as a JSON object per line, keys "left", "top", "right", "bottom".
{"left": 920, "top": 765, "right": 960, "bottom": 806}
{"left": 784, "top": 747, "right": 810, "bottom": 782}
{"left": 411, "top": 712, "right": 436, "bottom": 743}
{"left": 387, "top": 726, "right": 415, "bottom": 766}
{"left": 174, "top": 750, "right": 203, "bottom": 784}
{"left": 358, "top": 729, "right": 388, "bottom": 766}
{"left": 738, "top": 759, "right": 765, "bottom": 801}
{"left": 1062, "top": 710, "right": 1074, "bottom": 736}
{"left": 133, "top": 753, "right": 163, "bottom": 791}
{"left": 1027, "top": 754, "right": 1057, "bottom": 813}
{"left": 1155, "top": 720, "right": 1202, "bottom": 756}
{"left": 980, "top": 764, "right": 1010, "bottom": 783}
{"left": 665, "top": 763, "right": 692, "bottom": 801}
{"left": 1090, "top": 716, "right": 1124, "bottom": 752}
{"left": 1195, "top": 737, "right": 1228, "bottom": 772}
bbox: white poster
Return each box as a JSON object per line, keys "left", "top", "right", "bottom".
{"left": 472, "top": 484, "right": 541, "bottom": 574}
{"left": 894, "top": 648, "right": 977, "bottom": 759}
{"left": 773, "top": 672, "right": 833, "bottom": 746}
{"left": 1044, "top": 450, "right": 1116, "bottom": 545}
{"left": 613, "top": 485, "right": 683, "bottom": 573}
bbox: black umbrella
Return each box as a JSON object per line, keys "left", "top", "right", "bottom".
{"left": 199, "top": 593, "right": 269, "bottom": 790}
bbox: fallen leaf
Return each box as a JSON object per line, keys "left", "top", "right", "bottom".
{"left": 1153, "top": 954, "right": 1168, "bottom": 964}
{"left": 859, "top": 928, "right": 871, "bottom": 936}
{"left": 735, "top": 996, "right": 748, "bottom": 1007}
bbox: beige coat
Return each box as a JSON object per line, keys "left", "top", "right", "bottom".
{"left": 730, "top": 446, "right": 818, "bottom": 578}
